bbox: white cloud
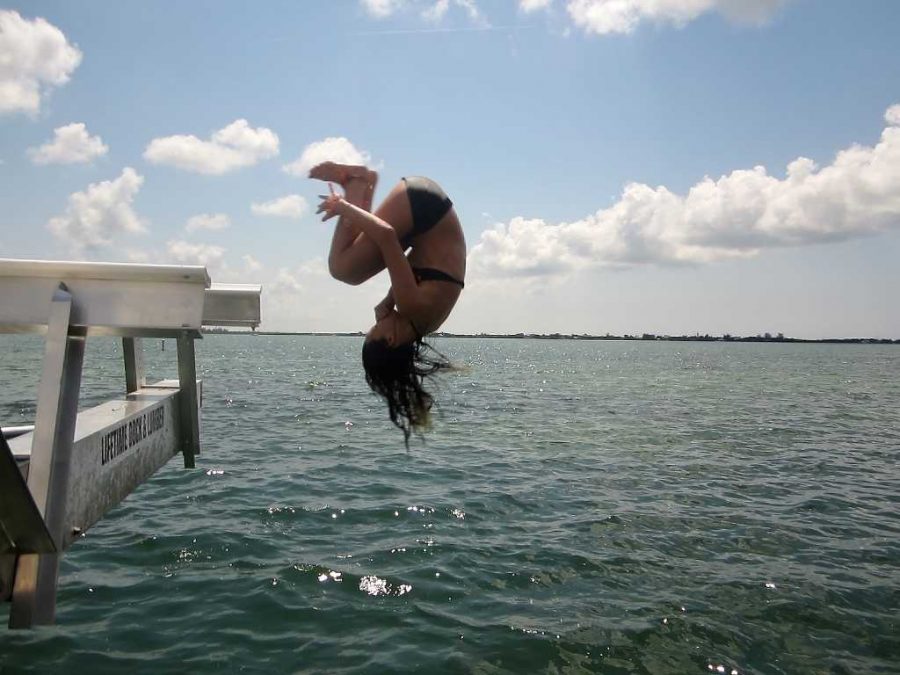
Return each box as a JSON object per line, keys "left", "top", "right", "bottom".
{"left": 885, "top": 105, "right": 900, "bottom": 128}
{"left": 566, "top": 0, "right": 786, "bottom": 35}
{"left": 453, "top": 0, "right": 485, "bottom": 23}
{"left": 47, "top": 168, "right": 145, "bottom": 253}
{"left": 251, "top": 194, "right": 308, "bottom": 219}
{"left": 270, "top": 268, "right": 305, "bottom": 294}
{"left": 268, "top": 259, "right": 331, "bottom": 295}
{"left": 165, "top": 240, "right": 226, "bottom": 269}
{"left": 520, "top": 0, "right": 554, "bottom": 12}
{"left": 186, "top": 213, "right": 230, "bottom": 232}
{"left": 0, "top": 10, "right": 82, "bottom": 115}
{"left": 242, "top": 254, "right": 262, "bottom": 272}
{"left": 28, "top": 123, "right": 108, "bottom": 164}
{"left": 423, "top": 0, "right": 450, "bottom": 21}
{"left": 262, "top": 258, "right": 372, "bottom": 332}
{"left": 470, "top": 103, "right": 900, "bottom": 278}
{"left": 422, "top": 0, "right": 486, "bottom": 23}
{"left": 361, "top": 0, "right": 484, "bottom": 24}
{"left": 283, "top": 137, "right": 372, "bottom": 177}
{"left": 361, "top": 0, "right": 407, "bottom": 18}
{"left": 144, "top": 119, "right": 279, "bottom": 175}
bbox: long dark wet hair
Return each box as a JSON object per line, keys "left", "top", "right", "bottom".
{"left": 362, "top": 337, "right": 453, "bottom": 447}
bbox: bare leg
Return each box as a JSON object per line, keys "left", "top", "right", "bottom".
{"left": 326, "top": 170, "right": 378, "bottom": 272}
{"left": 328, "top": 180, "right": 415, "bottom": 286}
{"left": 310, "top": 164, "right": 415, "bottom": 285}
{"left": 310, "top": 162, "right": 379, "bottom": 269}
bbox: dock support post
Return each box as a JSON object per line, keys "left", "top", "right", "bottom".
{"left": 1, "top": 433, "right": 56, "bottom": 603}
{"left": 9, "top": 284, "right": 85, "bottom": 628}
{"left": 176, "top": 332, "right": 200, "bottom": 469}
{"left": 123, "top": 338, "right": 145, "bottom": 394}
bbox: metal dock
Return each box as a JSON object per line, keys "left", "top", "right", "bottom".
{"left": 0, "top": 259, "right": 261, "bottom": 628}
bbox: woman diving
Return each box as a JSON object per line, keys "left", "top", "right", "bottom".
{"left": 310, "top": 162, "right": 466, "bottom": 445}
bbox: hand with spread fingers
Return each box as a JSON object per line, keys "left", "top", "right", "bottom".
{"left": 316, "top": 183, "right": 345, "bottom": 222}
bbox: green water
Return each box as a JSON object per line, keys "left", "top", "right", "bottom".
{"left": 1, "top": 335, "right": 898, "bottom": 674}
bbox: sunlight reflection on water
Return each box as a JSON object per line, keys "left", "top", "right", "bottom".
{"left": 1, "top": 335, "right": 899, "bottom": 673}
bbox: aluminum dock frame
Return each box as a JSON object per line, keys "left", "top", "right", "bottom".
{"left": 0, "top": 259, "right": 261, "bottom": 628}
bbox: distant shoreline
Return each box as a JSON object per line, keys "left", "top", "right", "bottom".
{"left": 203, "top": 329, "right": 899, "bottom": 344}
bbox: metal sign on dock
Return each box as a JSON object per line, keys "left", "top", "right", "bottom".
{"left": 0, "top": 259, "right": 261, "bottom": 628}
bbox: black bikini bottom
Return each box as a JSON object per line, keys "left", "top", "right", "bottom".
{"left": 412, "top": 266, "right": 465, "bottom": 288}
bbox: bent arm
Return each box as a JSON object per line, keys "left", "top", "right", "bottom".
{"left": 375, "top": 287, "right": 394, "bottom": 320}
{"left": 330, "top": 199, "right": 424, "bottom": 316}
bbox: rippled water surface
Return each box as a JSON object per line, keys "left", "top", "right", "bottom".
{"left": 1, "top": 335, "right": 899, "bottom": 674}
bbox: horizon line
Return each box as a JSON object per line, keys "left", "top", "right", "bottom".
{"left": 201, "top": 329, "right": 900, "bottom": 343}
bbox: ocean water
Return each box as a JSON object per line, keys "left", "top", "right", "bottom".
{"left": 1, "top": 335, "right": 899, "bottom": 674}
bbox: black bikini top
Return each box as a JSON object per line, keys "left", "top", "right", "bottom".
{"left": 401, "top": 177, "right": 453, "bottom": 249}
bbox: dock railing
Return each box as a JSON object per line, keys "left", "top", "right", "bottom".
{"left": 0, "top": 259, "right": 261, "bottom": 628}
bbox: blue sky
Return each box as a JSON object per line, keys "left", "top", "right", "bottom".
{"left": 2, "top": 0, "right": 899, "bottom": 337}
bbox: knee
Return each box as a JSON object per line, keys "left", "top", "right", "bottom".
{"left": 328, "top": 259, "right": 364, "bottom": 286}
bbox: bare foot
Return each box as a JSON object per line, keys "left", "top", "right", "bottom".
{"left": 316, "top": 164, "right": 378, "bottom": 211}
{"left": 309, "top": 162, "right": 376, "bottom": 188}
